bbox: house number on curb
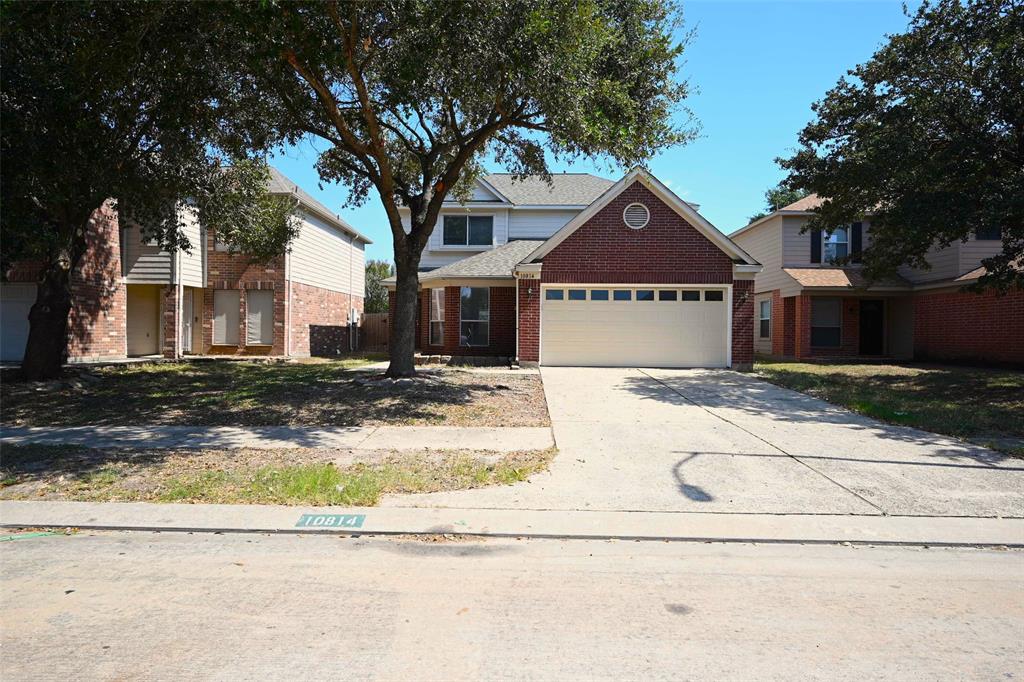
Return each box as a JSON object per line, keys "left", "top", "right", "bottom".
{"left": 295, "top": 514, "right": 365, "bottom": 529}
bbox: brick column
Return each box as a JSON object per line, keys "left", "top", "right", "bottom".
{"left": 731, "top": 280, "right": 755, "bottom": 371}
{"left": 517, "top": 279, "right": 540, "bottom": 364}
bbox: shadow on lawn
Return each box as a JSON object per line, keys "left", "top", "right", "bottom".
{"left": 0, "top": 363, "right": 528, "bottom": 427}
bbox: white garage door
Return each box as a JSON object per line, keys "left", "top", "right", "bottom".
{"left": 541, "top": 286, "right": 729, "bottom": 368}
{"left": 0, "top": 283, "right": 37, "bottom": 362}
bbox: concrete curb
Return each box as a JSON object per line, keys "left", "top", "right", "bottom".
{"left": 2, "top": 501, "right": 1022, "bottom": 548}
{"left": 0, "top": 425, "right": 554, "bottom": 452}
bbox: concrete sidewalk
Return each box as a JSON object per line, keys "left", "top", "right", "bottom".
{"left": 2, "top": 500, "right": 1022, "bottom": 547}
{"left": 0, "top": 425, "right": 553, "bottom": 452}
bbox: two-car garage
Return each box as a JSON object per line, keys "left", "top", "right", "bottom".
{"left": 540, "top": 285, "right": 730, "bottom": 368}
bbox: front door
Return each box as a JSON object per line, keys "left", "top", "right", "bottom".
{"left": 859, "top": 299, "right": 885, "bottom": 355}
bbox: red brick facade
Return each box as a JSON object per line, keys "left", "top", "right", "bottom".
{"left": 289, "top": 280, "right": 362, "bottom": 357}
{"left": 524, "top": 180, "right": 754, "bottom": 369}
{"left": 913, "top": 288, "right": 1024, "bottom": 365}
{"left": 67, "top": 204, "right": 127, "bottom": 360}
{"left": 418, "top": 285, "right": 516, "bottom": 357}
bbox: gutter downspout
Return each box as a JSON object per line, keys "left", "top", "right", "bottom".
{"left": 514, "top": 274, "right": 519, "bottom": 366}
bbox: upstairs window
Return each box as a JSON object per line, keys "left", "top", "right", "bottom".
{"left": 975, "top": 226, "right": 1002, "bottom": 241}
{"left": 823, "top": 227, "right": 849, "bottom": 263}
{"left": 443, "top": 215, "right": 493, "bottom": 247}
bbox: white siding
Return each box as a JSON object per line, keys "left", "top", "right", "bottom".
{"left": 178, "top": 206, "right": 204, "bottom": 288}
{"left": 507, "top": 209, "right": 580, "bottom": 239}
{"left": 417, "top": 208, "right": 511, "bottom": 270}
{"left": 470, "top": 183, "right": 503, "bottom": 201}
{"left": 122, "top": 223, "right": 172, "bottom": 283}
{"left": 288, "top": 211, "right": 366, "bottom": 297}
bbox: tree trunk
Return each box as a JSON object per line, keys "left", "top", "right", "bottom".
{"left": 21, "top": 265, "right": 74, "bottom": 381}
{"left": 386, "top": 250, "right": 420, "bottom": 378}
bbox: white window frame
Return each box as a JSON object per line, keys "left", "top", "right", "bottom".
{"left": 759, "top": 300, "right": 771, "bottom": 339}
{"left": 442, "top": 214, "right": 494, "bottom": 248}
{"left": 823, "top": 227, "right": 849, "bottom": 263}
{"left": 429, "top": 288, "right": 444, "bottom": 346}
{"left": 459, "top": 286, "right": 490, "bottom": 347}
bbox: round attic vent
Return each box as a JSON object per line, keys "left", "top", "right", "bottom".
{"left": 623, "top": 202, "right": 650, "bottom": 229}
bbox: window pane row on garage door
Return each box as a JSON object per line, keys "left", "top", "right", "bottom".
{"left": 541, "top": 285, "right": 729, "bottom": 368}
{"left": 545, "top": 287, "right": 725, "bottom": 302}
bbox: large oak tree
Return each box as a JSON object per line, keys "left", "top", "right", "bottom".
{"left": 780, "top": 0, "right": 1023, "bottom": 290}
{"left": 1, "top": 2, "right": 298, "bottom": 380}
{"left": 224, "top": 0, "right": 696, "bottom": 376}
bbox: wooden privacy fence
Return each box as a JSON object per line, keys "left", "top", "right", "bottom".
{"left": 360, "top": 312, "right": 389, "bottom": 352}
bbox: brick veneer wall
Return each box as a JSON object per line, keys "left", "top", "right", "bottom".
{"left": 793, "top": 294, "right": 862, "bottom": 359}
{"left": 204, "top": 231, "right": 286, "bottom": 355}
{"left": 731, "top": 280, "right": 755, "bottom": 369}
{"left": 418, "top": 285, "right": 515, "bottom": 356}
{"left": 289, "top": 280, "right": 362, "bottom": 356}
{"left": 541, "top": 182, "right": 736, "bottom": 285}
{"left": 914, "top": 288, "right": 1024, "bottom": 365}
{"left": 66, "top": 205, "right": 127, "bottom": 360}
{"left": 782, "top": 295, "right": 796, "bottom": 357}
{"left": 523, "top": 180, "right": 751, "bottom": 368}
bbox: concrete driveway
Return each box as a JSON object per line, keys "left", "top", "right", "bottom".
{"left": 384, "top": 367, "right": 1024, "bottom": 517}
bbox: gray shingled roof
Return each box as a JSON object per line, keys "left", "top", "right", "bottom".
{"left": 484, "top": 173, "right": 613, "bottom": 206}
{"left": 268, "top": 167, "right": 372, "bottom": 244}
{"left": 418, "top": 240, "right": 545, "bottom": 281}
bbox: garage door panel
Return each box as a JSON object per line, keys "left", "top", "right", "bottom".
{"left": 541, "top": 287, "right": 728, "bottom": 368}
{"left": 0, "top": 283, "right": 36, "bottom": 362}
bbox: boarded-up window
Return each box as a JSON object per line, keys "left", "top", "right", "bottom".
{"left": 213, "top": 290, "right": 240, "bottom": 345}
{"left": 246, "top": 290, "right": 274, "bottom": 346}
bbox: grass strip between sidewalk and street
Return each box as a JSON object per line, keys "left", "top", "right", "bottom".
{"left": 0, "top": 444, "right": 557, "bottom": 507}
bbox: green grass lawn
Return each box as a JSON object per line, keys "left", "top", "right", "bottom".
{"left": 1, "top": 356, "right": 549, "bottom": 427}
{"left": 755, "top": 360, "right": 1024, "bottom": 456}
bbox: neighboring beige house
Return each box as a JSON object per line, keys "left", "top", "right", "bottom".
{"left": 0, "top": 168, "right": 371, "bottom": 363}
{"left": 730, "top": 194, "right": 1022, "bottom": 365}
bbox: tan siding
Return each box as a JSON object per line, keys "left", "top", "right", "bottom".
{"left": 959, "top": 233, "right": 1004, "bottom": 274}
{"left": 899, "top": 242, "right": 959, "bottom": 283}
{"left": 122, "top": 223, "right": 172, "bottom": 283}
{"left": 782, "top": 215, "right": 814, "bottom": 266}
{"left": 733, "top": 216, "right": 788, "bottom": 294}
{"left": 288, "top": 211, "right": 365, "bottom": 296}
{"left": 508, "top": 209, "right": 579, "bottom": 239}
{"left": 178, "top": 207, "right": 204, "bottom": 288}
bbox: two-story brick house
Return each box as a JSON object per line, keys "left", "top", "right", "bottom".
{"left": 387, "top": 168, "right": 762, "bottom": 369}
{"left": 730, "top": 194, "right": 1023, "bottom": 365}
{"left": 0, "top": 168, "right": 371, "bottom": 363}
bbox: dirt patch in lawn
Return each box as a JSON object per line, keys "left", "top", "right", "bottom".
{"left": 0, "top": 361, "right": 549, "bottom": 428}
{"left": 0, "top": 444, "right": 557, "bottom": 506}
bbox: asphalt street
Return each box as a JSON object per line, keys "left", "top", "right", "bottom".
{"left": 2, "top": 530, "right": 1021, "bottom": 680}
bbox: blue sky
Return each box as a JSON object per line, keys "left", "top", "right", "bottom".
{"left": 270, "top": 0, "right": 918, "bottom": 263}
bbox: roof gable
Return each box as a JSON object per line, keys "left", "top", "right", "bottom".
{"left": 523, "top": 168, "right": 758, "bottom": 265}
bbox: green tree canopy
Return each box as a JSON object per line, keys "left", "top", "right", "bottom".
{"left": 1, "top": 2, "right": 298, "bottom": 379}
{"left": 779, "top": 0, "right": 1023, "bottom": 289}
{"left": 220, "top": 0, "right": 696, "bottom": 375}
{"left": 364, "top": 260, "right": 395, "bottom": 313}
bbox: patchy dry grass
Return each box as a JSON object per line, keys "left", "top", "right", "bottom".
{"left": 0, "top": 444, "right": 556, "bottom": 506}
{"left": 0, "top": 359, "right": 549, "bottom": 427}
{"left": 755, "top": 360, "right": 1024, "bottom": 455}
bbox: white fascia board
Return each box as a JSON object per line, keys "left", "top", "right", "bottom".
{"left": 524, "top": 168, "right": 759, "bottom": 266}
{"left": 476, "top": 177, "right": 513, "bottom": 204}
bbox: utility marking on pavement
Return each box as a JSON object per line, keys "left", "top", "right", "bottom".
{"left": 0, "top": 531, "right": 62, "bottom": 542}
{"left": 295, "top": 514, "right": 365, "bottom": 529}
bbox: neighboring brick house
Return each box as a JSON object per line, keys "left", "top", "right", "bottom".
{"left": 730, "top": 194, "right": 1023, "bottom": 365}
{"left": 0, "top": 168, "right": 371, "bottom": 363}
{"left": 386, "top": 168, "right": 762, "bottom": 370}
